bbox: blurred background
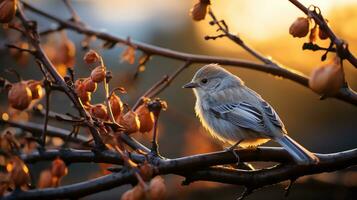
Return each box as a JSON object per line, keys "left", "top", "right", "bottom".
{"left": 1, "top": 0, "right": 357, "bottom": 199}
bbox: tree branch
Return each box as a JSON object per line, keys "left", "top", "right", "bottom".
{"left": 0, "top": 119, "right": 89, "bottom": 145}
{"left": 1, "top": 171, "right": 137, "bottom": 200}
{"left": 21, "top": 1, "right": 357, "bottom": 106}
{"left": 289, "top": 0, "right": 357, "bottom": 68}
{"left": 3, "top": 146, "right": 356, "bottom": 200}
{"left": 16, "top": 2, "right": 106, "bottom": 149}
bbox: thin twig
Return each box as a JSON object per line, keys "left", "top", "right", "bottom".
{"left": 62, "top": 0, "right": 81, "bottom": 22}
{"left": 21, "top": 1, "right": 357, "bottom": 106}
{"left": 17, "top": 2, "right": 106, "bottom": 149}
{"left": 41, "top": 81, "right": 51, "bottom": 147}
{"left": 288, "top": 0, "right": 357, "bottom": 68}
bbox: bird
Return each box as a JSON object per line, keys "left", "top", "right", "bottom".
{"left": 183, "top": 64, "right": 319, "bottom": 165}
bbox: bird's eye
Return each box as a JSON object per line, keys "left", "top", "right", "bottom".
{"left": 201, "top": 78, "right": 208, "bottom": 84}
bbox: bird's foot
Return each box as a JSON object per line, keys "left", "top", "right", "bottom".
{"left": 225, "top": 140, "right": 243, "bottom": 166}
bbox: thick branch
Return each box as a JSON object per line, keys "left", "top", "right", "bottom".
{"left": 4, "top": 147, "right": 356, "bottom": 200}
{"left": 2, "top": 172, "right": 136, "bottom": 200}
{"left": 21, "top": 1, "right": 357, "bottom": 106}
{"left": 21, "top": 149, "right": 124, "bottom": 165}
{"left": 184, "top": 147, "right": 357, "bottom": 188}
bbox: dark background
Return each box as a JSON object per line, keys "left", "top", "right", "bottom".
{"left": 1, "top": 0, "right": 357, "bottom": 199}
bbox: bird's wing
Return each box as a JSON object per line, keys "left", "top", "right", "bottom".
{"left": 210, "top": 102, "right": 266, "bottom": 133}
{"left": 260, "top": 101, "right": 284, "bottom": 129}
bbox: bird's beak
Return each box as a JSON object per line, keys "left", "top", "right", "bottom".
{"left": 182, "top": 81, "right": 199, "bottom": 88}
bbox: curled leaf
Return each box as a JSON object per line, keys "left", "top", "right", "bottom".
{"left": 190, "top": 0, "right": 210, "bottom": 21}
{"left": 121, "top": 46, "right": 136, "bottom": 64}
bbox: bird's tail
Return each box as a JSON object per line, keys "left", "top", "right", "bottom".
{"left": 276, "top": 135, "right": 319, "bottom": 165}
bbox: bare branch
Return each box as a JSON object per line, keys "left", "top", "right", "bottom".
{"left": 21, "top": 1, "right": 357, "bottom": 106}
{"left": 2, "top": 144, "right": 355, "bottom": 200}
{"left": 1, "top": 171, "right": 137, "bottom": 200}
{"left": 289, "top": 0, "right": 357, "bottom": 68}
{"left": 16, "top": 2, "right": 106, "bottom": 149}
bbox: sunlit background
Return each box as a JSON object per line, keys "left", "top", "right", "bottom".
{"left": 1, "top": 0, "right": 357, "bottom": 199}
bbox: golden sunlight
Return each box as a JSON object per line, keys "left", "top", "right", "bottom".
{"left": 195, "top": 0, "right": 357, "bottom": 41}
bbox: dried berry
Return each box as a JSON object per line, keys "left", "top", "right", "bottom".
{"left": 190, "top": 0, "right": 210, "bottom": 21}
{"left": 135, "top": 103, "right": 154, "bottom": 133}
{"left": 51, "top": 158, "right": 68, "bottom": 178}
{"left": 0, "top": 0, "right": 17, "bottom": 23}
{"left": 26, "top": 80, "right": 43, "bottom": 100}
{"left": 309, "top": 56, "right": 345, "bottom": 96}
{"left": 149, "top": 176, "right": 166, "bottom": 200}
{"left": 90, "top": 66, "right": 106, "bottom": 83}
{"left": 75, "top": 79, "right": 91, "bottom": 105}
{"left": 90, "top": 104, "right": 108, "bottom": 120}
{"left": 7, "top": 157, "right": 30, "bottom": 188}
{"left": 289, "top": 17, "right": 310, "bottom": 38}
{"left": 117, "top": 110, "right": 140, "bottom": 134}
{"left": 109, "top": 93, "right": 123, "bottom": 120}
{"left": 83, "top": 49, "right": 100, "bottom": 64}
{"left": 8, "top": 82, "right": 32, "bottom": 110}
{"left": 82, "top": 77, "right": 97, "bottom": 92}
{"left": 38, "top": 169, "right": 53, "bottom": 189}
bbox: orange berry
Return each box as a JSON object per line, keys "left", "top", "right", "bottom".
{"left": 26, "top": 80, "right": 43, "bottom": 100}
{"left": 7, "top": 157, "right": 30, "bottom": 188}
{"left": 309, "top": 56, "right": 345, "bottom": 96}
{"left": 135, "top": 103, "right": 154, "bottom": 133}
{"left": 109, "top": 94, "right": 123, "bottom": 120}
{"left": 51, "top": 158, "right": 68, "bottom": 178}
{"left": 83, "top": 50, "right": 100, "bottom": 64}
{"left": 117, "top": 110, "right": 140, "bottom": 134}
{"left": 90, "top": 104, "right": 108, "bottom": 120}
{"left": 75, "top": 79, "right": 91, "bottom": 105}
{"left": 289, "top": 17, "right": 310, "bottom": 38}
{"left": 90, "top": 66, "right": 106, "bottom": 83}
{"left": 38, "top": 169, "right": 53, "bottom": 189}
{"left": 190, "top": 0, "right": 210, "bottom": 21}
{"left": 82, "top": 78, "right": 97, "bottom": 92}
{"left": 8, "top": 82, "right": 32, "bottom": 110}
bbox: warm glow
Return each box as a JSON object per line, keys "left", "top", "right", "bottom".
{"left": 2, "top": 113, "right": 9, "bottom": 121}
{"left": 194, "top": 0, "right": 357, "bottom": 41}
{"left": 23, "top": 164, "right": 29, "bottom": 174}
{"left": 6, "top": 163, "right": 13, "bottom": 172}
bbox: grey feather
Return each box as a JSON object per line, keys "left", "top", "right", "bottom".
{"left": 261, "top": 101, "right": 284, "bottom": 129}
{"left": 210, "top": 102, "right": 265, "bottom": 133}
{"left": 276, "top": 135, "right": 319, "bottom": 165}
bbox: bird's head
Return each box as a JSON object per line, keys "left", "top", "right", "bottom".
{"left": 183, "top": 64, "right": 243, "bottom": 97}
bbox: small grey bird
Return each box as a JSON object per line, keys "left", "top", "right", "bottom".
{"left": 183, "top": 64, "right": 318, "bottom": 165}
